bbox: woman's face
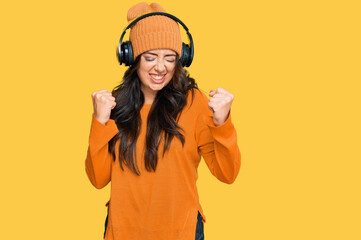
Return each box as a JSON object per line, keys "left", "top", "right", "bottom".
{"left": 137, "top": 48, "right": 177, "bottom": 102}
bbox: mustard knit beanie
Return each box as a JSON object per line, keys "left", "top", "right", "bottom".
{"left": 127, "top": 2, "right": 182, "bottom": 60}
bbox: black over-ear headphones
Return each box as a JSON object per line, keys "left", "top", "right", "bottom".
{"left": 117, "top": 12, "right": 194, "bottom": 67}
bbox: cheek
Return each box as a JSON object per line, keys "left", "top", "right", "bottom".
{"left": 138, "top": 63, "right": 151, "bottom": 75}
{"left": 137, "top": 70, "right": 149, "bottom": 84}
{"left": 167, "top": 64, "right": 176, "bottom": 75}
{"left": 167, "top": 68, "right": 176, "bottom": 80}
{"left": 138, "top": 61, "right": 153, "bottom": 75}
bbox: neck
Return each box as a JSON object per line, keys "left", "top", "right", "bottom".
{"left": 141, "top": 88, "right": 157, "bottom": 105}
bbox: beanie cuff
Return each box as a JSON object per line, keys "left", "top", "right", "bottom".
{"left": 132, "top": 32, "right": 182, "bottom": 60}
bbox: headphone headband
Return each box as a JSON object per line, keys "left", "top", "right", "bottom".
{"left": 118, "top": 12, "right": 194, "bottom": 67}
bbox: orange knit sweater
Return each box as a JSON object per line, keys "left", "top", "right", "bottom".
{"left": 85, "top": 88, "right": 241, "bottom": 240}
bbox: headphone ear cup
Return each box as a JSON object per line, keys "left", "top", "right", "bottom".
{"left": 118, "top": 41, "right": 134, "bottom": 66}
{"left": 117, "top": 43, "right": 123, "bottom": 65}
{"left": 180, "top": 43, "right": 193, "bottom": 67}
{"left": 124, "top": 41, "right": 134, "bottom": 66}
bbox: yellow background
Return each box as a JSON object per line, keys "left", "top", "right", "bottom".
{"left": 1, "top": 0, "right": 360, "bottom": 239}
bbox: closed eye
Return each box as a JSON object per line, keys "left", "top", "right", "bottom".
{"left": 165, "top": 57, "right": 176, "bottom": 63}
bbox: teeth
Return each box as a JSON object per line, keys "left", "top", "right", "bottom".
{"left": 151, "top": 75, "right": 164, "bottom": 80}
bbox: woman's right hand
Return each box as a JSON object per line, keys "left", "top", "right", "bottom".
{"left": 91, "top": 89, "right": 116, "bottom": 125}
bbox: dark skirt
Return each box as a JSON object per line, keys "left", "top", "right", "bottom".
{"left": 103, "top": 211, "right": 204, "bottom": 239}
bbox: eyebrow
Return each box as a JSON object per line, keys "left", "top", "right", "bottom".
{"left": 144, "top": 51, "right": 177, "bottom": 57}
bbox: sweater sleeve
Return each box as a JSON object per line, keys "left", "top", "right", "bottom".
{"left": 85, "top": 113, "right": 119, "bottom": 189}
{"left": 195, "top": 90, "right": 241, "bottom": 184}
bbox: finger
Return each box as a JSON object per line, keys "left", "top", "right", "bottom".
{"left": 208, "top": 101, "right": 217, "bottom": 111}
{"left": 209, "top": 97, "right": 223, "bottom": 103}
{"left": 95, "top": 92, "right": 112, "bottom": 97}
{"left": 93, "top": 92, "right": 110, "bottom": 100}
{"left": 111, "top": 101, "right": 116, "bottom": 110}
{"left": 104, "top": 95, "right": 115, "bottom": 101}
{"left": 92, "top": 89, "right": 109, "bottom": 96}
{"left": 95, "top": 94, "right": 114, "bottom": 100}
{"left": 210, "top": 92, "right": 227, "bottom": 98}
{"left": 212, "top": 91, "right": 234, "bottom": 100}
{"left": 216, "top": 87, "right": 229, "bottom": 94}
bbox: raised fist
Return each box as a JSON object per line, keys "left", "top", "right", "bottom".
{"left": 91, "top": 89, "right": 116, "bottom": 125}
{"left": 208, "top": 87, "right": 234, "bottom": 126}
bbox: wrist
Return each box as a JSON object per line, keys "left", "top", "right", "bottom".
{"left": 94, "top": 114, "right": 108, "bottom": 126}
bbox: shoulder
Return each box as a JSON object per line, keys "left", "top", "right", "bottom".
{"left": 187, "top": 88, "right": 208, "bottom": 105}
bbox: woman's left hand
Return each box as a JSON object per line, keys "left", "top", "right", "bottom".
{"left": 208, "top": 87, "right": 234, "bottom": 127}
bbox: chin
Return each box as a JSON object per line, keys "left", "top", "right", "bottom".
{"left": 150, "top": 85, "right": 165, "bottom": 91}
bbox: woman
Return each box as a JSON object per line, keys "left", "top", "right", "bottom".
{"left": 85, "top": 3, "right": 241, "bottom": 240}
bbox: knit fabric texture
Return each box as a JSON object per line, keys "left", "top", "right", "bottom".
{"left": 85, "top": 88, "right": 241, "bottom": 239}
{"left": 127, "top": 2, "right": 182, "bottom": 60}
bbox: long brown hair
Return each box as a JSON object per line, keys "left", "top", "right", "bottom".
{"left": 108, "top": 55, "right": 198, "bottom": 175}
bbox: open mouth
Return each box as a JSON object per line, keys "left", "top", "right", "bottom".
{"left": 150, "top": 74, "right": 166, "bottom": 83}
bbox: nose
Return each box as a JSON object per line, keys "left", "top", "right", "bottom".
{"left": 154, "top": 59, "right": 166, "bottom": 72}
